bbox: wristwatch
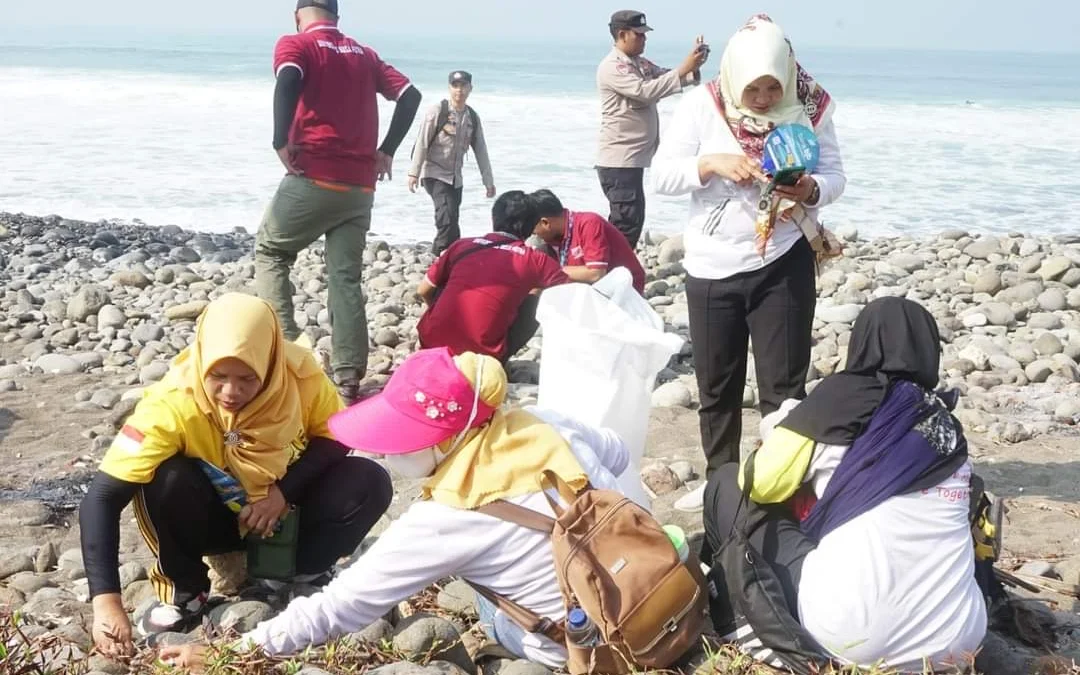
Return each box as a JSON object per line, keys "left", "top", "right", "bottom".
{"left": 806, "top": 180, "right": 821, "bottom": 206}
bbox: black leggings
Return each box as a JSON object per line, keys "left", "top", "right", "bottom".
{"left": 136, "top": 454, "right": 392, "bottom": 606}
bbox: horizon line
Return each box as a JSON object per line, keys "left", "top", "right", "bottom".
{"left": 0, "top": 27, "right": 1078, "bottom": 57}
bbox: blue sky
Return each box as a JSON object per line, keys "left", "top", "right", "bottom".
{"left": 4, "top": 0, "right": 1077, "bottom": 53}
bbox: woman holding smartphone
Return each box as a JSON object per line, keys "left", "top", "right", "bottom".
{"left": 652, "top": 14, "right": 846, "bottom": 511}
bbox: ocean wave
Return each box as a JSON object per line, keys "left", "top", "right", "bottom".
{"left": 2, "top": 66, "right": 1079, "bottom": 242}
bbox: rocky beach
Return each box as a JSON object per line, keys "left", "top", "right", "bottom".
{"left": 0, "top": 210, "right": 1079, "bottom": 674}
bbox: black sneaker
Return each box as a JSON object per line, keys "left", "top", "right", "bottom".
{"left": 336, "top": 378, "right": 362, "bottom": 406}
{"left": 336, "top": 379, "right": 383, "bottom": 407}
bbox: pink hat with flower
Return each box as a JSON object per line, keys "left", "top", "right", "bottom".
{"left": 328, "top": 348, "right": 497, "bottom": 454}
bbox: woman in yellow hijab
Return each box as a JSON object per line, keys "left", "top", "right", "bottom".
{"left": 160, "top": 348, "right": 631, "bottom": 671}
{"left": 79, "top": 293, "right": 393, "bottom": 657}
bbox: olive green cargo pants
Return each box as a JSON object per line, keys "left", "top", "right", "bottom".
{"left": 254, "top": 174, "right": 372, "bottom": 379}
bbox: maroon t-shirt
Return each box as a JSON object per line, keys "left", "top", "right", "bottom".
{"left": 554, "top": 210, "right": 646, "bottom": 293}
{"left": 273, "top": 23, "right": 411, "bottom": 187}
{"left": 418, "top": 234, "right": 569, "bottom": 360}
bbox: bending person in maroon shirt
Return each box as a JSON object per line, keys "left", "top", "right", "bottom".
{"left": 416, "top": 191, "right": 570, "bottom": 364}
{"left": 255, "top": 0, "right": 423, "bottom": 405}
{"left": 527, "top": 189, "right": 647, "bottom": 294}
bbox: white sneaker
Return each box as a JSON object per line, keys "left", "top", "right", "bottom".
{"left": 674, "top": 482, "right": 707, "bottom": 513}
{"left": 136, "top": 594, "right": 207, "bottom": 636}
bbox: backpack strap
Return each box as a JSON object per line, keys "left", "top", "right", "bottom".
{"left": 430, "top": 98, "right": 451, "bottom": 147}
{"left": 429, "top": 238, "right": 499, "bottom": 306}
{"left": 538, "top": 469, "right": 583, "bottom": 517}
{"left": 410, "top": 99, "right": 450, "bottom": 160}
{"left": 475, "top": 499, "right": 556, "bottom": 532}
{"left": 468, "top": 582, "right": 567, "bottom": 644}
{"left": 471, "top": 500, "right": 565, "bottom": 644}
{"left": 466, "top": 105, "right": 480, "bottom": 143}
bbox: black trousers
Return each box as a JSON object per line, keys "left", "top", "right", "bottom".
{"left": 135, "top": 454, "right": 392, "bottom": 606}
{"left": 428, "top": 289, "right": 539, "bottom": 365}
{"left": 424, "top": 177, "right": 464, "bottom": 256}
{"left": 687, "top": 238, "right": 816, "bottom": 476}
{"left": 596, "top": 167, "right": 646, "bottom": 249}
{"left": 702, "top": 463, "right": 816, "bottom": 630}
{"left": 503, "top": 294, "right": 540, "bottom": 363}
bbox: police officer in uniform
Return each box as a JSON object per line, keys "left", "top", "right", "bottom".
{"left": 596, "top": 10, "right": 709, "bottom": 248}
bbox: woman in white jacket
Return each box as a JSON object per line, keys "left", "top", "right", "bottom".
{"left": 653, "top": 14, "right": 846, "bottom": 511}
{"left": 160, "top": 348, "right": 629, "bottom": 670}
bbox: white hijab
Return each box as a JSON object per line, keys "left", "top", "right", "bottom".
{"left": 718, "top": 15, "right": 833, "bottom": 134}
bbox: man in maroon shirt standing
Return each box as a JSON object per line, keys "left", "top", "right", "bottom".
{"left": 255, "top": 0, "right": 422, "bottom": 404}
{"left": 527, "top": 189, "right": 647, "bottom": 294}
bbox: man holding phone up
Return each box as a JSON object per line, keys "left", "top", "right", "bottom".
{"left": 596, "top": 10, "right": 709, "bottom": 249}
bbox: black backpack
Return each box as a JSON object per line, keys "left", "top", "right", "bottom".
{"left": 410, "top": 99, "right": 479, "bottom": 159}
{"left": 706, "top": 452, "right": 832, "bottom": 675}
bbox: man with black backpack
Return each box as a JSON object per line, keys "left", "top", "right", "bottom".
{"left": 408, "top": 70, "right": 496, "bottom": 255}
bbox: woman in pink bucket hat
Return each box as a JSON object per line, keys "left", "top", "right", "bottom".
{"left": 161, "top": 347, "right": 630, "bottom": 670}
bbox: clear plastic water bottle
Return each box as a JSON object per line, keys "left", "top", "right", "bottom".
{"left": 566, "top": 607, "right": 600, "bottom": 647}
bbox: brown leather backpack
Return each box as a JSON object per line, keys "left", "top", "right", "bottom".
{"left": 473, "top": 470, "right": 708, "bottom": 674}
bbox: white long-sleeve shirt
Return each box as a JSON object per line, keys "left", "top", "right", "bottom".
{"left": 651, "top": 86, "right": 846, "bottom": 280}
{"left": 241, "top": 408, "right": 630, "bottom": 667}
{"left": 759, "top": 402, "right": 987, "bottom": 672}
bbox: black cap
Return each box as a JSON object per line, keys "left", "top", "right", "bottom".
{"left": 609, "top": 10, "right": 652, "bottom": 33}
{"left": 449, "top": 70, "right": 473, "bottom": 85}
{"left": 296, "top": 0, "right": 338, "bottom": 16}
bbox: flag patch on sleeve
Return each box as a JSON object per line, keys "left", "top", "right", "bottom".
{"left": 114, "top": 425, "right": 145, "bottom": 454}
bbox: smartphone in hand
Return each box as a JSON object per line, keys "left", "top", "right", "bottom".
{"left": 770, "top": 165, "right": 805, "bottom": 188}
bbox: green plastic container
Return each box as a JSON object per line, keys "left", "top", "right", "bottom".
{"left": 663, "top": 524, "right": 689, "bottom": 563}
{"left": 246, "top": 508, "right": 300, "bottom": 581}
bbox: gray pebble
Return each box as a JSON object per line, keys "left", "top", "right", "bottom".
{"left": 90, "top": 389, "right": 121, "bottom": 409}
{"left": 0, "top": 551, "right": 35, "bottom": 580}
{"left": 97, "top": 304, "right": 127, "bottom": 329}
{"left": 435, "top": 579, "right": 478, "bottom": 616}
{"left": 1025, "top": 360, "right": 1055, "bottom": 383}
{"left": 1028, "top": 312, "right": 1063, "bottom": 330}
{"left": 131, "top": 323, "right": 165, "bottom": 344}
{"left": 1037, "top": 288, "right": 1067, "bottom": 312}
{"left": 34, "top": 354, "right": 84, "bottom": 375}
{"left": 669, "top": 460, "right": 697, "bottom": 483}
{"left": 392, "top": 614, "right": 473, "bottom": 674}
{"left": 35, "top": 542, "right": 58, "bottom": 574}
{"left": 1017, "top": 560, "right": 1057, "bottom": 578}
{"left": 1034, "top": 332, "right": 1064, "bottom": 356}
{"left": 350, "top": 618, "right": 394, "bottom": 644}
{"left": 373, "top": 328, "right": 401, "bottom": 348}
{"left": 139, "top": 361, "right": 171, "bottom": 384}
{"left": 1054, "top": 401, "right": 1080, "bottom": 424}
{"left": 651, "top": 381, "right": 692, "bottom": 408}
{"left": 208, "top": 600, "right": 276, "bottom": 633}
{"left": 641, "top": 463, "right": 683, "bottom": 495}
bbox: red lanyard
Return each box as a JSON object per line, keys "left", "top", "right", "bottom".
{"left": 558, "top": 211, "right": 575, "bottom": 266}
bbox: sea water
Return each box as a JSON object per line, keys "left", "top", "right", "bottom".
{"left": 2, "top": 33, "right": 1079, "bottom": 243}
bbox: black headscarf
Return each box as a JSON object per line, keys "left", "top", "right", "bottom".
{"left": 781, "top": 297, "right": 944, "bottom": 445}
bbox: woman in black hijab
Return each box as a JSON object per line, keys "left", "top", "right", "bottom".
{"left": 701, "top": 297, "right": 986, "bottom": 672}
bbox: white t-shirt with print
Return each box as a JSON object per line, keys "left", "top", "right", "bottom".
{"left": 761, "top": 400, "right": 987, "bottom": 671}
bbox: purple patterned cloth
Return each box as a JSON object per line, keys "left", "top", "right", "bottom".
{"left": 801, "top": 380, "right": 967, "bottom": 542}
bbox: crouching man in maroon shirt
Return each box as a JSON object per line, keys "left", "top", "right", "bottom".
{"left": 416, "top": 191, "right": 570, "bottom": 364}
{"left": 527, "top": 189, "right": 647, "bottom": 294}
